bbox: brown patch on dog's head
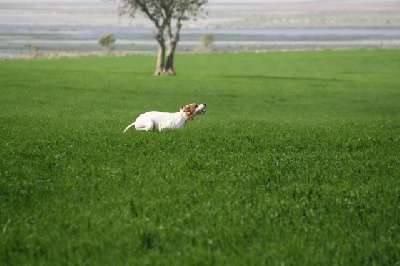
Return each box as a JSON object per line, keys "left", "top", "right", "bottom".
{"left": 180, "top": 103, "right": 198, "bottom": 114}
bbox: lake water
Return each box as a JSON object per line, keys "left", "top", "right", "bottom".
{"left": 1, "top": 1, "right": 400, "bottom": 57}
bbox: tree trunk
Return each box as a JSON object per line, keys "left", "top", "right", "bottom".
{"left": 153, "top": 26, "right": 167, "bottom": 75}
{"left": 155, "top": 39, "right": 166, "bottom": 76}
{"left": 164, "top": 21, "right": 181, "bottom": 76}
{"left": 165, "top": 39, "right": 177, "bottom": 75}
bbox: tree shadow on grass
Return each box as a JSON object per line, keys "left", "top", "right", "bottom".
{"left": 221, "top": 75, "right": 342, "bottom": 82}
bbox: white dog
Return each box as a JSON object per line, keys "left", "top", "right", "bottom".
{"left": 123, "top": 103, "right": 206, "bottom": 132}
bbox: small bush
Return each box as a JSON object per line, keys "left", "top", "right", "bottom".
{"left": 195, "top": 34, "right": 215, "bottom": 53}
{"left": 98, "top": 33, "right": 116, "bottom": 55}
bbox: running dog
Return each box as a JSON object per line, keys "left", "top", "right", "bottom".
{"left": 123, "top": 103, "right": 206, "bottom": 132}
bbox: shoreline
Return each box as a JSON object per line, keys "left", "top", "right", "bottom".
{"left": 2, "top": 46, "right": 399, "bottom": 61}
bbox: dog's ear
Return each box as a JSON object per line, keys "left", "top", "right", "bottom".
{"left": 189, "top": 104, "right": 198, "bottom": 113}
{"left": 181, "top": 105, "right": 189, "bottom": 112}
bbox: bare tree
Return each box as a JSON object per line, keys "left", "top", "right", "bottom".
{"left": 119, "top": 0, "right": 208, "bottom": 75}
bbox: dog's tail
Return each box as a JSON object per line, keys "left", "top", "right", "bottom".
{"left": 123, "top": 122, "right": 135, "bottom": 133}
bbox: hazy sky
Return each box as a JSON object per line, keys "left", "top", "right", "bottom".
{"left": 1, "top": 0, "right": 398, "bottom": 4}
{"left": 0, "top": 0, "right": 317, "bottom": 4}
{"left": 0, "top": 0, "right": 342, "bottom": 2}
{"left": 2, "top": 0, "right": 399, "bottom": 2}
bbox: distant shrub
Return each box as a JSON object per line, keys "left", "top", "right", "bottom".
{"left": 98, "top": 33, "right": 116, "bottom": 55}
{"left": 195, "top": 34, "right": 215, "bottom": 53}
{"left": 25, "top": 43, "right": 39, "bottom": 57}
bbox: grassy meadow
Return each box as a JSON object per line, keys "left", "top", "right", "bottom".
{"left": 1, "top": 50, "right": 399, "bottom": 265}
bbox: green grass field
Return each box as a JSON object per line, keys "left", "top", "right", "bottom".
{"left": 1, "top": 50, "right": 399, "bottom": 265}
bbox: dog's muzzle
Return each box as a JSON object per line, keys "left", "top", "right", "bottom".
{"left": 195, "top": 103, "right": 207, "bottom": 115}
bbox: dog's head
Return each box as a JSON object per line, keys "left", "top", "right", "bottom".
{"left": 180, "top": 103, "right": 206, "bottom": 120}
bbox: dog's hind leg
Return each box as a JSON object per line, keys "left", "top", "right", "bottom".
{"left": 123, "top": 122, "right": 136, "bottom": 133}
{"left": 134, "top": 120, "right": 154, "bottom": 131}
